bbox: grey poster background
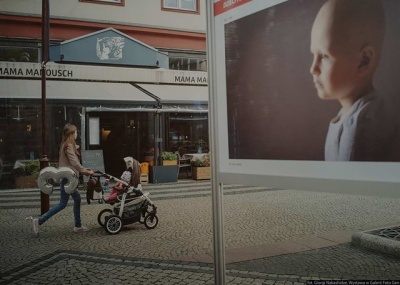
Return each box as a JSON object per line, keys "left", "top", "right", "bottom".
{"left": 225, "top": 0, "right": 400, "bottom": 161}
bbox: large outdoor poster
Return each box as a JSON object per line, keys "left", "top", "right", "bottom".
{"left": 212, "top": 0, "right": 400, "bottom": 192}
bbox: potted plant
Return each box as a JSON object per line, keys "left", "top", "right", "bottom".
{"left": 14, "top": 160, "right": 40, "bottom": 188}
{"left": 191, "top": 153, "right": 211, "bottom": 180}
{"left": 161, "top": 151, "right": 178, "bottom": 166}
{"left": 148, "top": 151, "right": 179, "bottom": 183}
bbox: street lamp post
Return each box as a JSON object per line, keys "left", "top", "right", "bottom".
{"left": 40, "top": 0, "right": 50, "bottom": 214}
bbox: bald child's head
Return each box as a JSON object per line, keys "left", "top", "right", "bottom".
{"left": 316, "top": 0, "right": 384, "bottom": 66}
{"left": 310, "top": 0, "right": 385, "bottom": 105}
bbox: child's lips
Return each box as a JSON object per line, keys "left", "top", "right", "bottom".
{"left": 314, "top": 81, "right": 322, "bottom": 89}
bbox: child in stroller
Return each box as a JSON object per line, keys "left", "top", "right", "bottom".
{"left": 94, "top": 158, "right": 158, "bottom": 235}
{"left": 104, "top": 156, "right": 140, "bottom": 203}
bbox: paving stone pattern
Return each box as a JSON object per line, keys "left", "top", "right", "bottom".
{"left": 227, "top": 243, "right": 400, "bottom": 280}
{"left": 1, "top": 180, "right": 400, "bottom": 284}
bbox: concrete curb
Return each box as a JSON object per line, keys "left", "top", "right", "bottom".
{"left": 352, "top": 227, "right": 400, "bottom": 258}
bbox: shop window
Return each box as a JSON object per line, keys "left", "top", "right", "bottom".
{"left": 166, "top": 113, "right": 209, "bottom": 153}
{"left": 80, "top": 0, "right": 125, "bottom": 6}
{"left": 162, "top": 0, "right": 198, "bottom": 13}
{"left": 189, "top": 59, "right": 198, "bottom": 71}
{"left": 162, "top": 49, "right": 207, "bottom": 71}
{"left": 169, "top": 57, "right": 206, "bottom": 71}
{"left": 0, "top": 102, "right": 41, "bottom": 162}
{"left": 0, "top": 47, "right": 39, "bottom": 63}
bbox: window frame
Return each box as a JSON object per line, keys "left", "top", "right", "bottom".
{"left": 161, "top": 0, "right": 199, "bottom": 14}
{"left": 79, "top": 0, "right": 125, "bottom": 6}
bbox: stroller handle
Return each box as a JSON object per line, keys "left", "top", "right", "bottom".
{"left": 91, "top": 170, "right": 111, "bottom": 179}
{"left": 92, "top": 171, "right": 129, "bottom": 186}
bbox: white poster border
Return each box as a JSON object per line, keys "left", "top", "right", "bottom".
{"left": 213, "top": 0, "right": 400, "bottom": 196}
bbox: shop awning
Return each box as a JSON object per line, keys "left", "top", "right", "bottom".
{"left": 135, "top": 83, "right": 209, "bottom": 104}
{"left": 0, "top": 79, "right": 157, "bottom": 104}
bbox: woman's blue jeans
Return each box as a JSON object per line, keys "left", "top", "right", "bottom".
{"left": 38, "top": 179, "right": 82, "bottom": 227}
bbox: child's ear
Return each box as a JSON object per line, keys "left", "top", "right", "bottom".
{"left": 358, "top": 46, "right": 374, "bottom": 72}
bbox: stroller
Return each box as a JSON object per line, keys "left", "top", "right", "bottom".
{"left": 89, "top": 171, "right": 158, "bottom": 235}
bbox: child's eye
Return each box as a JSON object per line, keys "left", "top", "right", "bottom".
{"left": 321, "top": 54, "right": 329, "bottom": 59}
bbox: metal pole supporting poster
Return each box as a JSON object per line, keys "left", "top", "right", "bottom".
{"left": 206, "top": 1, "right": 226, "bottom": 284}
{"left": 40, "top": 0, "right": 50, "bottom": 214}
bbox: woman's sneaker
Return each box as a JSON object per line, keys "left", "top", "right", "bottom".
{"left": 26, "top": 216, "right": 40, "bottom": 235}
{"left": 32, "top": 218, "right": 40, "bottom": 235}
{"left": 74, "top": 225, "right": 90, "bottom": 232}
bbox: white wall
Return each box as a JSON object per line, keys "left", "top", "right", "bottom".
{"left": 0, "top": 0, "right": 206, "bottom": 33}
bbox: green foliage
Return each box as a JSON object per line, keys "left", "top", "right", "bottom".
{"left": 161, "top": 152, "right": 178, "bottom": 161}
{"left": 25, "top": 160, "right": 41, "bottom": 175}
{"left": 191, "top": 159, "right": 205, "bottom": 167}
{"left": 191, "top": 153, "right": 210, "bottom": 167}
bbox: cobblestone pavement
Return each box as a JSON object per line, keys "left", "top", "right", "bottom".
{"left": 1, "top": 180, "right": 400, "bottom": 284}
{"left": 227, "top": 244, "right": 400, "bottom": 280}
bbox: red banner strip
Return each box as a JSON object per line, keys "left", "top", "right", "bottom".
{"left": 214, "top": 0, "right": 253, "bottom": 16}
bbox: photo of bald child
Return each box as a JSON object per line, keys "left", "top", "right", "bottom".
{"left": 310, "top": 0, "right": 399, "bottom": 161}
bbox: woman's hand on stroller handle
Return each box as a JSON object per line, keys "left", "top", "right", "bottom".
{"left": 92, "top": 170, "right": 112, "bottom": 180}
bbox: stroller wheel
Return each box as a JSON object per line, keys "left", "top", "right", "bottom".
{"left": 97, "top": 209, "right": 113, "bottom": 227}
{"left": 144, "top": 214, "right": 158, "bottom": 230}
{"left": 105, "top": 214, "right": 123, "bottom": 235}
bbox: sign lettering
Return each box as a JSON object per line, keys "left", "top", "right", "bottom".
{"left": 0, "top": 67, "right": 73, "bottom": 78}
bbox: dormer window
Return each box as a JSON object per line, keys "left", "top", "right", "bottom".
{"left": 162, "top": 0, "right": 198, "bottom": 13}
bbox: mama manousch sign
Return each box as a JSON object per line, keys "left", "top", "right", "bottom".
{"left": 0, "top": 62, "right": 208, "bottom": 85}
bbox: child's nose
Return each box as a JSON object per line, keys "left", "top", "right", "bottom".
{"left": 310, "top": 57, "right": 320, "bottom": 75}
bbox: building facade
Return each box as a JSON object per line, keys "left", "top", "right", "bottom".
{"left": 0, "top": 0, "right": 207, "bottom": 70}
{"left": 0, "top": 0, "right": 208, "bottom": 187}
